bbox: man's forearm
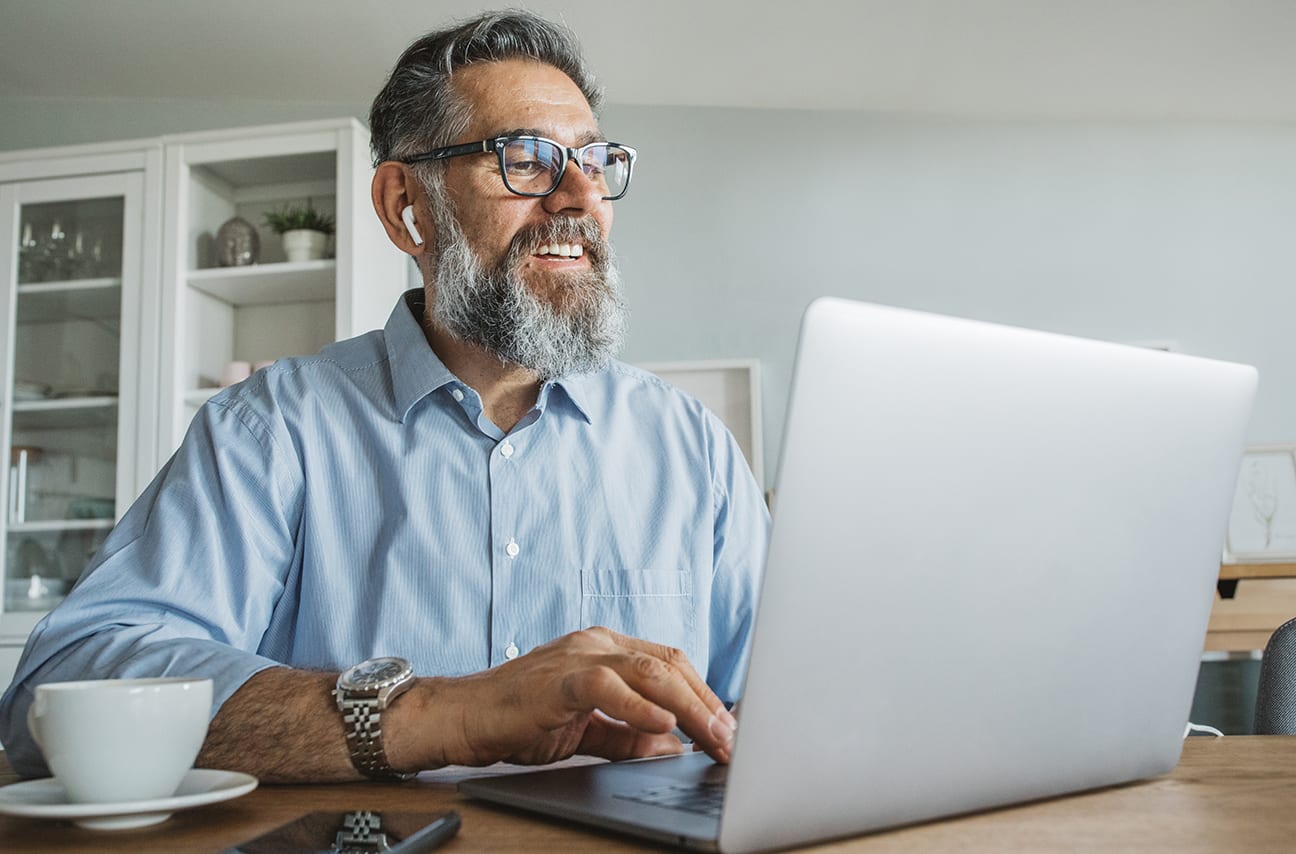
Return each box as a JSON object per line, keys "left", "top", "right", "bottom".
{"left": 198, "top": 668, "right": 359, "bottom": 782}
{"left": 198, "top": 667, "right": 464, "bottom": 782}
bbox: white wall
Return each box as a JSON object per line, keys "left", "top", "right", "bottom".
{"left": 5, "top": 97, "right": 1295, "bottom": 485}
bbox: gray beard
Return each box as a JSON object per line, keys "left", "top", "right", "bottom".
{"left": 429, "top": 209, "right": 627, "bottom": 381}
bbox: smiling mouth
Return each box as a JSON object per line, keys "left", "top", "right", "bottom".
{"left": 534, "top": 243, "right": 584, "bottom": 260}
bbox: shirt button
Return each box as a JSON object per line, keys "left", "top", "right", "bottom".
{"left": 451, "top": 388, "right": 464, "bottom": 402}
{"left": 505, "top": 642, "right": 520, "bottom": 660}
{"left": 505, "top": 539, "right": 520, "bottom": 558}
{"left": 501, "top": 441, "right": 514, "bottom": 459}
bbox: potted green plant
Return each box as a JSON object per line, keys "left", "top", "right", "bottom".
{"left": 262, "top": 200, "right": 335, "bottom": 263}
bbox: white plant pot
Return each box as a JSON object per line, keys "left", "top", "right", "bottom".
{"left": 281, "top": 229, "right": 329, "bottom": 263}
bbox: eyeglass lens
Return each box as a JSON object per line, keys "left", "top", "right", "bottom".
{"left": 501, "top": 139, "right": 631, "bottom": 198}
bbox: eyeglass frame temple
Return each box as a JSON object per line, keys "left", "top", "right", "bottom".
{"left": 399, "top": 139, "right": 494, "bottom": 165}
{"left": 399, "top": 137, "right": 637, "bottom": 200}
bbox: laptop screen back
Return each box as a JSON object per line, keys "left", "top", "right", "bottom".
{"left": 718, "top": 298, "right": 1256, "bottom": 852}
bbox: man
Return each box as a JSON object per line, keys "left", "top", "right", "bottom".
{"left": 0, "top": 11, "right": 767, "bottom": 782}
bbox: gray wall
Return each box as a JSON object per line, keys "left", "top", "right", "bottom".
{"left": 4, "top": 96, "right": 1295, "bottom": 485}
{"left": 606, "top": 106, "right": 1296, "bottom": 482}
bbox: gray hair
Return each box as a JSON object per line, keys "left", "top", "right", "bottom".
{"left": 368, "top": 9, "right": 603, "bottom": 166}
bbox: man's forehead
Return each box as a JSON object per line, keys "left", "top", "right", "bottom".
{"left": 453, "top": 59, "right": 599, "bottom": 143}
{"left": 488, "top": 126, "right": 605, "bottom": 146}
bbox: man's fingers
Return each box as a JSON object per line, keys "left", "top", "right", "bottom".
{"left": 578, "top": 714, "right": 685, "bottom": 761}
{"left": 543, "top": 629, "right": 738, "bottom": 763}
{"left": 595, "top": 631, "right": 717, "bottom": 700}
{"left": 559, "top": 647, "right": 730, "bottom": 761}
{"left": 621, "top": 651, "right": 736, "bottom": 756}
{"left": 558, "top": 654, "right": 732, "bottom": 759}
{"left": 610, "top": 635, "right": 730, "bottom": 723}
{"left": 560, "top": 665, "right": 677, "bottom": 734}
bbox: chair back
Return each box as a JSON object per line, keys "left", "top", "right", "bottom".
{"left": 1255, "top": 617, "right": 1296, "bottom": 734}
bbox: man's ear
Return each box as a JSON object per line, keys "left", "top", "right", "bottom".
{"left": 372, "top": 162, "right": 430, "bottom": 256}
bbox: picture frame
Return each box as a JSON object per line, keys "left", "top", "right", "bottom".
{"left": 1223, "top": 443, "right": 1296, "bottom": 563}
{"left": 636, "top": 359, "right": 764, "bottom": 486}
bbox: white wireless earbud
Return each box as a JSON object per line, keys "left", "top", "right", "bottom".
{"left": 400, "top": 204, "right": 424, "bottom": 246}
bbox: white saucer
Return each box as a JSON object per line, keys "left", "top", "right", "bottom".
{"left": 0, "top": 768, "right": 258, "bottom": 830}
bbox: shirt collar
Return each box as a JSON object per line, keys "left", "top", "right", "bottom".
{"left": 385, "top": 288, "right": 599, "bottom": 425}
{"left": 547, "top": 373, "right": 595, "bottom": 424}
{"left": 386, "top": 289, "right": 458, "bottom": 421}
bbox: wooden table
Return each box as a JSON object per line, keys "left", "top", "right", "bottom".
{"left": 1217, "top": 562, "right": 1296, "bottom": 599}
{"left": 1209, "top": 564, "right": 1296, "bottom": 652}
{"left": 3, "top": 736, "right": 1296, "bottom": 852}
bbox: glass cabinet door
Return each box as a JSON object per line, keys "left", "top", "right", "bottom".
{"left": 1, "top": 172, "right": 144, "bottom": 614}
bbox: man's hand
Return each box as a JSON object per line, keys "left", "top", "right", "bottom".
{"left": 391, "top": 627, "right": 737, "bottom": 769}
{"left": 200, "top": 628, "right": 737, "bottom": 782}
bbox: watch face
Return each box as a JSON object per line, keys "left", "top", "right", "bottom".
{"left": 346, "top": 657, "right": 411, "bottom": 689}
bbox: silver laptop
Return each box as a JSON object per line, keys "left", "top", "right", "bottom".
{"left": 460, "top": 297, "right": 1257, "bottom": 852}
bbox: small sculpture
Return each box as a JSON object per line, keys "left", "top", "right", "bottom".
{"left": 215, "top": 216, "right": 260, "bottom": 267}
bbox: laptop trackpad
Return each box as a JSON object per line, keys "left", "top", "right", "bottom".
{"left": 460, "top": 752, "right": 725, "bottom": 848}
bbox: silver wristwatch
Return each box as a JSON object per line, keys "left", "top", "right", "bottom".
{"left": 335, "top": 656, "right": 416, "bottom": 781}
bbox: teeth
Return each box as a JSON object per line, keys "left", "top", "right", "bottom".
{"left": 537, "top": 243, "right": 584, "bottom": 258}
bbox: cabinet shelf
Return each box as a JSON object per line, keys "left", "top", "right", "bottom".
{"left": 17, "top": 279, "right": 122, "bottom": 323}
{"left": 160, "top": 118, "right": 406, "bottom": 480}
{"left": 12, "top": 397, "right": 118, "bottom": 430}
{"left": 8, "top": 519, "right": 114, "bottom": 534}
{"left": 188, "top": 260, "right": 335, "bottom": 306}
{"left": 18, "top": 277, "right": 121, "bottom": 293}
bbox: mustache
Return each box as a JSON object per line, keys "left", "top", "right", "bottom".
{"left": 504, "top": 217, "right": 609, "bottom": 269}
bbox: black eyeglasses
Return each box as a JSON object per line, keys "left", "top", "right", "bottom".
{"left": 399, "top": 135, "right": 637, "bottom": 200}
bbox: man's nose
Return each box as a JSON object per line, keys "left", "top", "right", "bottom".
{"left": 542, "top": 160, "right": 603, "bottom": 216}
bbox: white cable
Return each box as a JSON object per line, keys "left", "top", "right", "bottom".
{"left": 1183, "top": 722, "right": 1225, "bottom": 738}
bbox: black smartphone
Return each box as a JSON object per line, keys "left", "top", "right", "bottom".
{"left": 222, "top": 809, "right": 460, "bottom": 853}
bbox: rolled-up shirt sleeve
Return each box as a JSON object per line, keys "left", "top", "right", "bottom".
{"left": 0, "top": 393, "right": 300, "bottom": 776}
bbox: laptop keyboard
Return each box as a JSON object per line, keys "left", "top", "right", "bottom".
{"left": 615, "top": 782, "right": 727, "bottom": 817}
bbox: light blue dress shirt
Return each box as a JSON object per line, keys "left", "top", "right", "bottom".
{"left": 0, "top": 290, "right": 769, "bottom": 775}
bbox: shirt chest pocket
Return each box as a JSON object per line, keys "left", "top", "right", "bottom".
{"left": 580, "top": 570, "right": 694, "bottom": 654}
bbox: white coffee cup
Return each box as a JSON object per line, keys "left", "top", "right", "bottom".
{"left": 27, "top": 677, "right": 213, "bottom": 804}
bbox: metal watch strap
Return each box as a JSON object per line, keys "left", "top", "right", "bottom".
{"left": 338, "top": 694, "right": 413, "bottom": 781}
{"left": 333, "top": 810, "right": 392, "bottom": 852}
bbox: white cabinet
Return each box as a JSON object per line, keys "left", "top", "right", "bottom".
{"left": 157, "top": 118, "right": 408, "bottom": 456}
{"left": 0, "top": 142, "right": 163, "bottom": 685}
{"left": 0, "top": 119, "right": 409, "bottom": 692}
